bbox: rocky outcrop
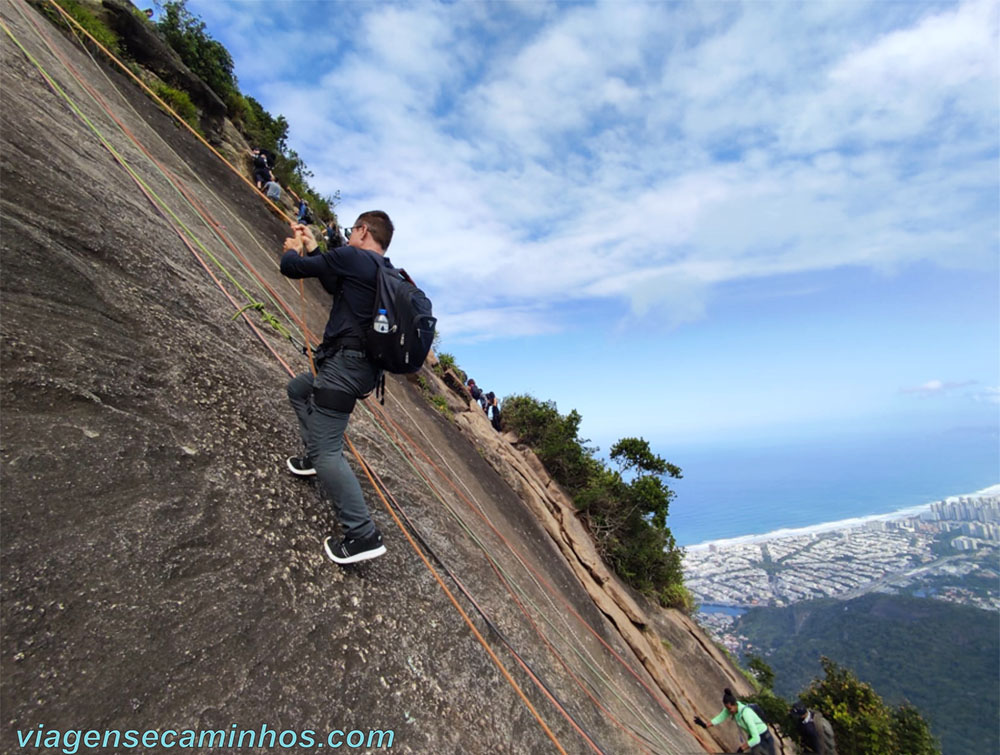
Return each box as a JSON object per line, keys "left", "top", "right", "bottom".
{"left": 98, "top": 0, "right": 227, "bottom": 141}
{"left": 425, "top": 366, "right": 790, "bottom": 754}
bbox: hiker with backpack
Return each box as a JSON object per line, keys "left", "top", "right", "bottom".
{"left": 486, "top": 392, "right": 502, "bottom": 431}
{"left": 694, "top": 688, "right": 775, "bottom": 754}
{"left": 791, "top": 701, "right": 837, "bottom": 754}
{"left": 251, "top": 148, "right": 270, "bottom": 189}
{"left": 326, "top": 220, "right": 345, "bottom": 249}
{"left": 278, "top": 212, "right": 395, "bottom": 564}
{"left": 297, "top": 199, "right": 313, "bottom": 225}
{"left": 466, "top": 379, "right": 487, "bottom": 411}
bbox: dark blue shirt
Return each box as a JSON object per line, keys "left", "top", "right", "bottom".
{"left": 280, "top": 245, "right": 391, "bottom": 347}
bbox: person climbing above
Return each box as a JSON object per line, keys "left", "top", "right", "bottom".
{"left": 279, "top": 211, "right": 396, "bottom": 565}
{"left": 297, "top": 198, "right": 312, "bottom": 225}
{"left": 486, "top": 392, "right": 502, "bottom": 431}
{"left": 694, "top": 688, "right": 775, "bottom": 755}
{"left": 791, "top": 701, "right": 837, "bottom": 754}
{"left": 466, "top": 378, "right": 486, "bottom": 410}
{"left": 325, "top": 220, "right": 345, "bottom": 248}
{"left": 251, "top": 147, "right": 270, "bottom": 189}
{"left": 263, "top": 177, "right": 281, "bottom": 201}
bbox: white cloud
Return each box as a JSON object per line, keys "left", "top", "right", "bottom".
{"left": 830, "top": 0, "right": 997, "bottom": 90}
{"left": 212, "top": 0, "right": 998, "bottom": 342}
{"left": 972, "top": 387, "right": 1000, "bottom": 404}
{"left": 901, "top": 379, "right": 979, "bottom": 396}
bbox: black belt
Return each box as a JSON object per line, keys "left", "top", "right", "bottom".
{"left": 325, "top": 336, "right": 364, "bottom": 352}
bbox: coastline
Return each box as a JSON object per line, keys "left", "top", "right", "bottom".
{"left": 684, "top": 483, "right": 1000, "bottom": 552}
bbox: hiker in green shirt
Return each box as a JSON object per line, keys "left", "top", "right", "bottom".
{"left": 695, "top": 687, "right": 775, "bottom": 754}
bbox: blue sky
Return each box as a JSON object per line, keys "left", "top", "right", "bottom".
{"left": 181, "top": 0, "right": 998, "bottom": 465}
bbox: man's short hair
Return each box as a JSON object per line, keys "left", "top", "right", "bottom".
{"left": 356, "top": 210, "right": 394, "bottom": 250}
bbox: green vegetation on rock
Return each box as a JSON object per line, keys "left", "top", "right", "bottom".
{"left": 48, "top": 0, "right": 122, "bottom": 54}
{"left": 155, "top": 0, "right": 333, "bottom": 220}
{"left": 434, "top": 352, "right": 466, "bottom": 383}
{"left": 156, "top": 0, "right": 235, "bottom": 104}
{"left": 151, "top": 81, "right": 200, "bottom": 132}
{"left": 502, "top": 394, "right": 692, "bottom": 610}
{"left": 741, "top": 655, "right": 940, "bottom": 755}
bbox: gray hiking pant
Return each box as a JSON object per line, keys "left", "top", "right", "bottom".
{"left": 749, "top": 732, "right": 776, "bottom": 755}
{"left": 287, "top": 348, "right": 380, "bottom": 539}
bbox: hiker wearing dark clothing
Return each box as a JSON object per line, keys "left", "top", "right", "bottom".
{"left": 695, "top": 688, "right": 775, "bottom": 755}
{"left": 280, "top": 211, "right": 396, "bottom": 565}
{"left": 486, "top": 392, "right": 501, "bottom": 432}
{"left": 297, "top": 199, "right": 312, "bottom": 225}
{"left": 792, "top": 702, "right": 837, "bottom": 754}
{"left": 466, "top": 378, "right": 487, "bottom": 410}
{"left": 252, "top": 148, "right": 270, "bottom": 189}
{"left": 326, "top": 221, "right": 345, "bottom": 249}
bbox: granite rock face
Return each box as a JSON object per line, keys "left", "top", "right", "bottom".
{"left": 0, "top": 4, "right": 785, "bottom": 753}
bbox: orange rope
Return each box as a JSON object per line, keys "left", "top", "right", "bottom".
{"left": 44, "top": 0, "right": 292, "bottom": 224}
{"left": 367, "top": 398, "right": 698, "bottom": 733}
{"left": 345, "top": 437, "right": 571, "bottom": 755}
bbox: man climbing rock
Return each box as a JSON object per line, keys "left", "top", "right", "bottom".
{"left": 792, "top": 701, "right": 837, "bottom": 754}
{"left": 279, "top": 211, "right": 396, "bottom": 564}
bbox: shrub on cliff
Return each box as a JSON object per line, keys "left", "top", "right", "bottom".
{"left": 502, "top": 394, "right": 690, "bottom": 609}
{"left": 49, "top": 0, "right": 122, "bottom": 54}
{"left": 800, "top": 657, "right": 940, "bottom": 755}
{"left": 156, "top": 0, "right": 235, "bottom": 103}
{"left": 741, "top": 654, "right": 939, "bottom": 754}
{"left": 151, "top": 81, "right": 200, "bottom": 132}
{"left": 153, "top": 2, "right": 335, "bottom": 222}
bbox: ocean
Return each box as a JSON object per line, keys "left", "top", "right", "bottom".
{"left": 664, "top": 427, "right": 999, "bottom": 547}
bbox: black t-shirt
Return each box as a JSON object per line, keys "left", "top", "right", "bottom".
{"left": 280, "top": 245, "right": 391, "bottom": 346}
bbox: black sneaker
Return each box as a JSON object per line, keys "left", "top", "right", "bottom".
{"left": 324, "top": 529, "right": 385, "bottom": 565}
{"left": 286, "top": 455, "right": 316, "bottom": 476}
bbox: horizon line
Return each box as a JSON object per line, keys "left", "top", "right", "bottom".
{"left": 684, "top": 482, "right": 1000, "bottom": 551}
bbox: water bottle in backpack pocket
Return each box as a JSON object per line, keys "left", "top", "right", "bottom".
{"left": 363, "top": 260, "right": 436, "bottom": 374}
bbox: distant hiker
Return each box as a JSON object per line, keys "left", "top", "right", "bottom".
{"left": 466, "top": 379, "right": 486, "bottom": 410}
{"left": 486, "top": 392, "right": 501, "bottom": 432}
{"left": 792, "top": 702, "right": 837, "bottom": 754}
{"left": 279, "top": 211, "right": 397, "bottom": 565}
{"left": 694, "top": 688, "right": 775, "bottom": 754}
{"left": 263, "top": 178, "right": 281, "bottom": 201}
{"left": 326, "top": 220, "right": 345, "bottom": 248}
{"left": 251, "top": 148, "right": 270, "bottom": 189}
{"left": 297, "top": 199, "right": 312, "bottom": 225}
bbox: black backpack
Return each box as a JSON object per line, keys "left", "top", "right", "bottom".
{"left": 741, "top": 702, "right": 769, "bottom": 726}
{"left": 357, "top": 258, "right": 436, "bottom": 374}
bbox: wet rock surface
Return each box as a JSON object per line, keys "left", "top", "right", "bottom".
{"left": 0, "top": 4, "right": 773, "bottom": 753}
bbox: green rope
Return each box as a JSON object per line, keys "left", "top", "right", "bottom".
{"left": 1, "top": 16, "right": 291, "bottom": 344}
{"left": 230, "top": 301, "right": 291, "bottom": 339}
{"left": 40, "top": 1, "right": 307, "bottom": 345}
